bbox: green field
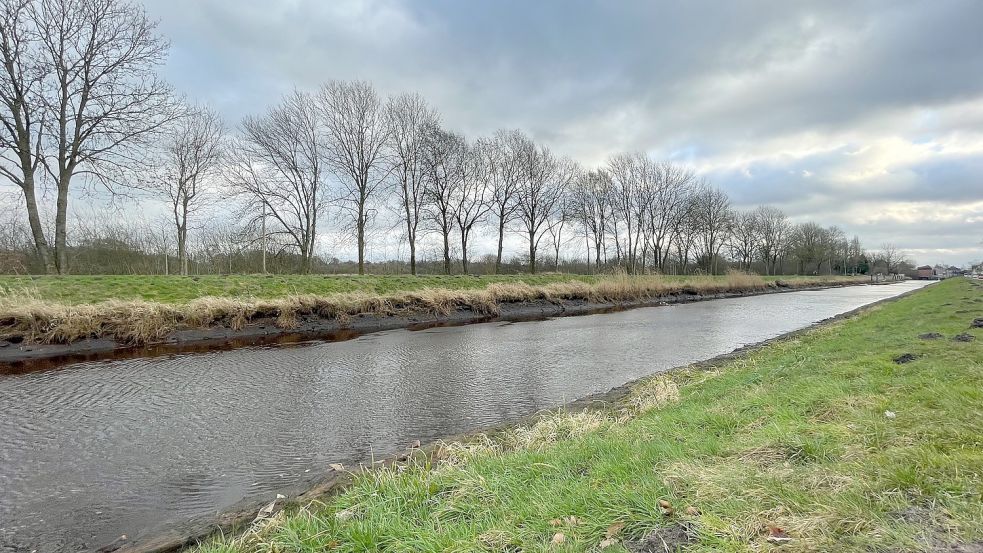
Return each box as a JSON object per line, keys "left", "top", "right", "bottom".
{"left": 197, "top": 278, "right": 982, "bottom": 552}
{"left": 0, "top": 274, "right": 862, "bottom": 305}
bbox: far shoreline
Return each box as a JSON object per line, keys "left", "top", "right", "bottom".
{"left": 1, "top": 275, "right": 888, "bottom": 372}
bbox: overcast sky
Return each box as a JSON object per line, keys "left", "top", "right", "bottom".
{"left": 139, "top": 0, "right": 983, "bottom": 266}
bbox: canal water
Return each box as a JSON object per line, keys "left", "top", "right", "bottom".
{"left": 0, "top": 281, "right": 929, "bottom": 551}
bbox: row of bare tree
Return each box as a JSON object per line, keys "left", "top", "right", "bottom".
{"left": 0, "top": 191, "right": 909, "bottom": 276}
{"left": 155, "top": 84, "right": 880, "bottom": 277}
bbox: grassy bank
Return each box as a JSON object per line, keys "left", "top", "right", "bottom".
{"left": 0, "top": 273, "right": 865, "bottom": 346}
{"left": 0, "top": 274, "right": 603, "bottom": 305}
{"left": 0, "top": 273, "right": 861, "bottom": 305}
{"left": 197, "top": 278, "right": 981, "bottom": 553}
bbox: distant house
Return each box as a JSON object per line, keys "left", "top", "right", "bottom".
{"left": 916, "top": 265, "right": 934, "bottom": 279}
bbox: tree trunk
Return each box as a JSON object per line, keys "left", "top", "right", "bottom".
{"left": 409, "top": 240, "right": 417, "bottom": 276}
{"left": 357, "top": 217, "right": 365, "bottom": 275}
{"left": 19, "top": 177, "right": 56, "bottom": 274}
{"left": 528, "top": 230, "right": 536, "bottom": 274}
{"left": 442, "top": 227, "right": 451, "bottom": 275}
{"left": 54, "top": 177, "right": 70, "bottom": 274}
{"left": 177, "top": 227, "right": 187, "bottom": 276}
{"left": 403, "top": 182, "right": 417, "bottom": 276}
{"left": 495, "top": 217, "right": 505, "bottom": 274}
{"left": 595, "top": 240, "right": 602, "bottom": 274}
{"left": 461, "top": 231, "right": 469, "bottom": 274}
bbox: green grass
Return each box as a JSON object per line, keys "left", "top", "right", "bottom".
{"left": 195, "top": 278, "right": 982, "bottom": 552}
{"left": 0, "top": 273, "right": 863, "bottom": 306}
{"left": 0, "top": 274, "right": 596, "bottom": 304}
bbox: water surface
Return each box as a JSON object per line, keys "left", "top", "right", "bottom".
{"left": 0, "top": 282, "right": 928, "bottom": 551}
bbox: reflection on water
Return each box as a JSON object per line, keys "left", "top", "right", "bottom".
{"left": 0, "top": 282, "right": 928, "bottom": 551}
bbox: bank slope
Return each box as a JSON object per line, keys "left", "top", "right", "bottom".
{"left": 1, "top": 273, "right": 864, "bottom": 350}
{"left": 195, "top": 278, "right": 981, "bottom": 553}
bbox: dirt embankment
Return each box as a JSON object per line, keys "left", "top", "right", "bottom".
{"left": 0, "top": 278, "right": 881, "bottom": 369}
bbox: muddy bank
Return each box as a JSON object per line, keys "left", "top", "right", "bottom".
{"left": 100, "top": 281, "right": 925, "bottom": 553}
{"left": 0, "top": 280, "right": 886, "bottom": 371}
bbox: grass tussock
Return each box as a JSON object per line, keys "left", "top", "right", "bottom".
{"left": 194, "top": 278, "right": 982, "bottom": 553}
{"left": 0, "top": 273, "right": 869, "bottom": 345}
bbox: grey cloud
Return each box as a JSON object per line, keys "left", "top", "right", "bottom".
{"left": 139, "top": 0, "right": 983, "bottom": 264}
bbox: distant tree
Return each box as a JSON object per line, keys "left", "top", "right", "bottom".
{"left": 571, "top": 169, "right": 613, "bottom": 272}
{"left": 384, "top": 92, "right": 438, "bottom": 275}
{"left": 422, "top": 126, "right": 464, "bottom": 274}
{"left": 607, "top": 152, "right": 647, "bottom": 274}
{"left": 514, "top": 144, "right": 577, "bottom": 274}
{"left": 691, "top": 183, "right": 733, "bottom": 274}
{"left": 486, "top": 129, "right": 528, "bottom": 274}
{"left": 545, "top": 184, "right": 575, "bottom": 271}
{"left": 452, "top": 138, "right": 492, "bottom": 274}
{"left": 147, "top": 104, "right": 224, "bottom": 275}
{"left": 791, "top": 222, "right": 833, "bottom": 274}
{"left": 755, "top": 206, "right": 791, "bottom": 275}
{"left": 728, "top": 209, "right": 760, "bottom": 272}
{"left": 227, "top": 90, "right": 326, "bottom": 273}
{"left": 647, "top": 162, "right": 696, "bottom": 272}
{"left": 878, "top": 243, "right": 902, "bottom": 274}
{"left": 319, "top": 80, "right": 391, "bottom": 275}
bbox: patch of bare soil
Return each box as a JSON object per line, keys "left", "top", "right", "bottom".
{"left": 894, "top": 352, "right": 919, "bottom": 364}
{"left": 624, "top": 523, "right": 697, "bottom": 552}
{"left": 971, "top": 318, "right": 983, "bottom": 328}
{"left": 936, "top": 543, "right": 983, "bottom": 553}
{"left": 918, "top": 332, "right": 943, "bottom": 340}
{"left": 953, "top": 333, "right": 976, "bottom": 342}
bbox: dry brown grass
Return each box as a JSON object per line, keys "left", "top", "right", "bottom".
{"left": 0, "top": 273, "right": 867, "bottom": 346}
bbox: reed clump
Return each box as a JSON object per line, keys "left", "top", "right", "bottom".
{"left": 0, "top": 273, "right": 867, "bottom": 346}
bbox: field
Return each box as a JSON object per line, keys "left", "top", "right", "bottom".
{"left": 0, "top": 274, "right": 599, "bottom": 305}
{"left": 196, "top": 278, "right": 982, "bottom": 552}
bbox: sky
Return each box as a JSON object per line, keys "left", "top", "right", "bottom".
{"left": 123, "top": 1, "right": 983, "bottom": 265}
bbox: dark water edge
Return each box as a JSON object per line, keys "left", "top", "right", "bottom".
{"left": 1, "top": 281, "right": 876, "bottom": 371}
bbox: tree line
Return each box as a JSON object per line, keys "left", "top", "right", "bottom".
{"left": 0, "top": 0, "right": 909, "bottom": 277}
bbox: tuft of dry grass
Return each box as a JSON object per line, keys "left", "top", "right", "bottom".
{"left": 0, "top": 273, "right": 869, "bottom": 346}
{"left": 623, "top": 376, "right": 681, "bottom": 415}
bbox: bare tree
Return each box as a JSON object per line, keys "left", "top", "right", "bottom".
{"left": 486, "top": 129, "right": 527, "bottom": 273}
{"left": 515, "top": 143, "right": 577, "bottom": 274}
{"left": 755, "top": 205, "right": 791, "bottom": 275}
{"left": 147, "top": 104, "right": 224, "bottom": 275}
{"left": 671, "top": 196, "right": 700, "bottom": 275}
{"left": 545, "top": 187, "right": 574, "bottom": 271}
{"left": 384, "top": 92, "right": 437, "bottom": 275}
{"left": 728, "top": 209, "right": 760, "bottom": 271}
{"left": 452, "top": 138, "right": 491, "bottom": 273}
{"left": 571, "top": 168, "right": 612, "bottom": 272}
{"left": 422, "top": 125, "right": 463, "bottom": 274}
{"left": 647, "top": 162, "right": 696, "bottom": 272}
{"left": 319, "top": 80, "right": 390, "bottom": 275}
{"left": 790, "top": 222, "right": 832, "bottom": 274}
{"left": 691, "top": 182, "right": 732, "bottom": 274}
{"left": 0, "top": 0, "right": 52, "bottom": 272}
{"left": 227, "top": 90, "right": 326, "bottom": 273}
{"left": 39, "top": 0, "right": 172, "bottom": 273}
{"left": 1, "top": 0, "right": 172, "bottom": 274}
{"left": 607, "top": 152, "right": 646, "bottom": 274}
{"left": 878, "top": 243, "right": 902, "bottom": 274}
